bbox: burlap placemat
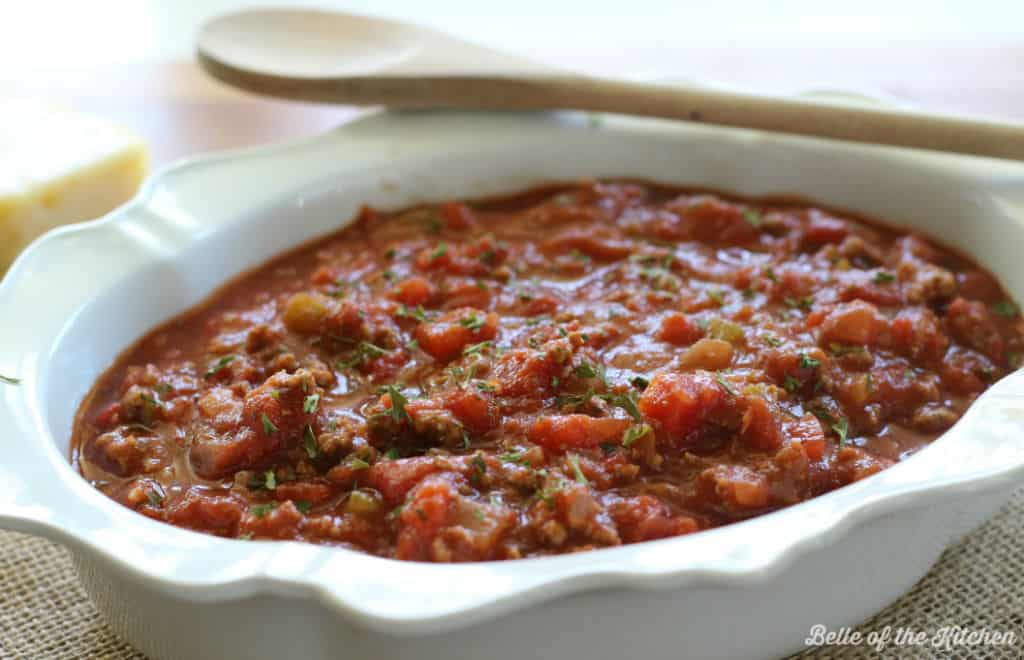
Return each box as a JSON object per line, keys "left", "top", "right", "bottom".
{"left": 3, "top": 489, "right": 1022, "bottom": 659}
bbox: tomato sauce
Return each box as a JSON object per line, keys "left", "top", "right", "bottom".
{"left": 71, "top": 181, "right": 1024, "bottom": 561}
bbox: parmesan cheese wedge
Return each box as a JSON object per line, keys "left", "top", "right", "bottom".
{"left": 0, "top": 99, "right": 148, "bottom": 269}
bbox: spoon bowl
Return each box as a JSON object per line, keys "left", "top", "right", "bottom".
{"left": 199, "top": 10, "right": 423, "bottom": 78}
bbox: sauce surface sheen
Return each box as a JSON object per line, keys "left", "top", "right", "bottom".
{"left": 72, "top": 180, "right": 1024, "bottom": 561}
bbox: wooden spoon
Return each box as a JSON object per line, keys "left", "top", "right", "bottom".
{"left": 198, "top": 9, "right": 1024, "bottom": 161}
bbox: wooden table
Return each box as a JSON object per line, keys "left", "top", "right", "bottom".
{"left": 4, "top": 44, "right": 1023, "bottom": 167}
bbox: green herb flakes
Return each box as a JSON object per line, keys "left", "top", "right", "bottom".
{"left": 204, "top": 355, "right": 235, "bottom": 379}
{"left": 249, "top": 470, "right": 277, "bottom": 491}
{"left": 250, "top": 503, "right": 276, "bottom": 519}
{"left": 339, "top": 341, "right": 390, "bottom": 369}
{"left": 397, "top": 304, "right": 431, "bottom": 322}
{"left": 622, "top": 423, "right": 653, "bottom": 447}
{"left": 799, "top": 353, "right": 821, "bottom": 369}
{"left": 832, "top": 418, "right": 850, "bottom": 449}
{"left": 993, "top": 300, "right": 1020, "bottom": 318}
{"left": 605, "top": 390, "right": 643, "bottom": 422}
{"left": 568, "top": 453, "right": 589, "bottom": 485}
{"left": 348, "top": 457, "right": 370, "bottom": 470}
{"left": 459, "top": 313, "right": 486, "bottom": 332}
{"left": 430, "top": 242, "right": 448, "bottom": 261}
{"left": 463, "top": 340, "right": 492, "bottom": 356}
{"left": 381, "top": 385, "right": 409, "bottom": 422}
{"left": 303, "top": 425, "right": 318, "bottom": 459}
{"left": 715, "top": 371, "right": 737, "bottom": 396}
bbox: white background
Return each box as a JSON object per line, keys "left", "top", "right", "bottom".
{"left": 2, "top": 0, "right": 1023, "bottom": 75}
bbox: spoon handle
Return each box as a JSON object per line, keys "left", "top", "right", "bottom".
{"left": 199, "top": 54, "right": 1024, "bottom": 161}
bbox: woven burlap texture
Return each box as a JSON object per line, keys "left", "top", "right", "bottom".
{"left": 3, "top": 489, "right": 1022, "bottom": 659}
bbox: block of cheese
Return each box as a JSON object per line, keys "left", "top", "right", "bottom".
{"left": 0, "top": 99, "right": 148, "bottom": 269}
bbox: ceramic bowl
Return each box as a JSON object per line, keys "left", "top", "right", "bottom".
{"left": 2, "top": 110, "right": 1023, "bottom": 660}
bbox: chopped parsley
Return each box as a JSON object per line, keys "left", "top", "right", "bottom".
{"left": 622, "top": 423, "right": 653, "bottom": 447}
{"left": 250, "top": 503, "right": 276, "bottom": 518}
{"left": 832, "top": 418, "right": 850, "bottom": 449}
{"left": 993, "top": 300, "right": 1020, "bottom": 318}
{"left": 499, "top": 451, "right": 530, "bottom": 466}
{"left": 785, "top": 296, "right": 814, "bottom": 311}
{"left": 574, "top": 361, "right": 603, "bottom": 380}
{"left": 471, "top": 453, "right": 487, "bottom": 479}
{"left": 762, "top": 334, "right": 783, "bottom": 347}
{"left": 424, "top": 213, "right": 443, "bottom": 234}
{"left": 715, "top": 371, "right": 737, "bottom": 396}
{"left": 557, "top": 388, "right": 595, "bottom": 410}
{"left": 605, "top": 390, "right": 643, "bottom": 422}
{"left": 799, "top": 353, "right": 821, "bottom": 369}
{"left": 811, "top": 407, "right": 838, "bottom": 426}
{"left": 429, "top": 242, "right": 448, "bottom": 261}
{"left": 742, "top": 208, "right": 763, "bottom": 228}
{"left": 145, "top": 486, "right": 164, "bottom": 507}
{"left": 707, "top": 289, "right": 725, "bottom": 306}
{"left": 204, "top": 355, "right": 235, "bottom": 379}
{"left": 783, "top": 375, "right": 801, "bottom": 393}
{"left": 303, "top": 393, "right": 320, "bottom": 414}
{"left": 249, "top": 470, "right": 277, "bottom": 491}
{"left": 763, "top": 267, "right": 778, "bottom": 283}
{"left": 397, "top": 304, "right": 431, "bottom": 322}
{"left": 630, "top": 375, "right": 650, "bottom": 390}
{"left": 829, "top": 343, "right": 865, "bottom": 357}
{"left": 568, "top": 454, "right": 589, "bottom": 485}
{"left": 348, "top": 457, "right": 370, "bottom": 470}
{"left": 381, "top": 385, "right": 409, "bottom": 422}
{"left": 339, "top": 341, "right": 390, "bottom": 369}
{"left": 459, "top": 313, "right": 486, "bottom": 332}
{"left": 873, "top": 271, "right": 896, "bottom": 284}
{"left": 260, "top": 413, "right": 278, "bottom": 435}
{"left": 303, "top": 425, "right": 318, "bottom": 459}
{"left": 294, "top": 500, "right": 313, "bottom": 514}
{"left": 463, "top": 340, "right": 493, "bottom": 356}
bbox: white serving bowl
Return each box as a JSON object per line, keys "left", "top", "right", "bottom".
{"left": 2, "top": 110, "right": 1024, "bottom": 660}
